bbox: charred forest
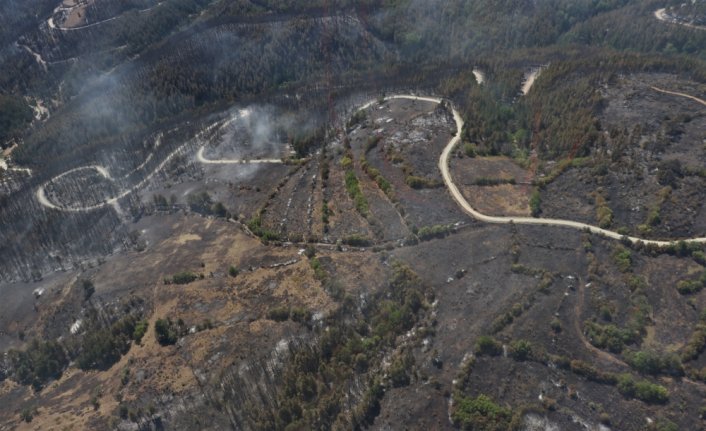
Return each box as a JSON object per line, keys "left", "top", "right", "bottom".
{"left": 2, "top": 0, "right": 706, "bottom": 430}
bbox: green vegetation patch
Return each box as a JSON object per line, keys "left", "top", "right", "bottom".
{"left": 0, "top": 95, "right": 32, "bottom": 146}
{"left": 612, "top": 246, "right": 632, "bottom": 273}
{"left": 7, "top": 340, "right": 69, "bottom": 391}
{"left": 186, "top": 191, "right": 227, "bottom": 217}
{"left": 584, "top": 321, "right": 640, "bottom": 354}
{"left": 155, "top": 317, "right": 187, "bottom": 346}
{"left": 529, "top": 188, "right": 541, "bottom": 217}
{"left": 247, "top": 214, "right": 281, "bottom": 242}
{"left": 617, "top": 374, "right": 669, "bottom": 404}
{"left": 169, "top": 271, "right": 200, "bottom": 285}
{"left": 676, "top": 271, "right": 706, "bottom": 295}
{"left": 405, "top": 175, "right": 442, "bottom": 189}
{"left": 344, "top": 170, "right": 370, "bottom": 216}
{"left": 238, "top": 262, "right": 431, "bottom": 429}
{"left": 416, "top": 224, "right": 455, "bottom": 241}
{"left": 475, "top": 336, "right": 503, "bottom": 357}
{"left": 452, "top": 394, "right": 512, "bottom": 431}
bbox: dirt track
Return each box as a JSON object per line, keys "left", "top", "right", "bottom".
{"left": 47, "top": 1, "right": 165, "bottom": 31}
{"left": 650, "top": 85, "right": 706, "bottom": 107}
{"left": 430, "top": 93, "right": 706, "bottom": 246}
{"left": 654, "top": 7, "right": 706, "bottom": 31}
{"left": 35, "top": 133, "right": 284, "bottom": 211}
{"left": 36, "top": 88, "right": 706, "bottom": 247}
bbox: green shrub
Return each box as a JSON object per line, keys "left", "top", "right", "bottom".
{"left": 405, "top": 175, "right": 441, "bottom": 189}
{"left": 344, "top": 170, "right": 369, "bottom": 215}
{"left": 81, "top": 279, "right": 95, "bottom": 301}
{"left": 154, "top": 318, "right": 181, "bottom": 346}
{"left": 509, "top": 264, "right": 543, "bottom": 276}
{"left": 211, "top": 201, "right": 227, "bottom": 217}
{"left": 290, "top": 308, "right": 312, "bottom": 324}
{"left": 681, "top": 313, "right": 706, "bottom": 362}
{"left": 651, "top": 419, "right": 679, "bottom": 431}
{"left": 452, "top": 394, "right": 512, "bottom": 431}
{"left": 472, "top": 177, "right": 516, "bottom": 186}
{"left": 361, "top": 157, "right": 395, "bottom": 199}
{"left": 246, "top": 214, "right": 281, "bottom": 242}
{"left": 310, "top": 257, "right": 327, "bottom": 280}
{"left": 676, "top": 272, "right": 706, "bottom": 295}
{"left": 267, "top": 307, "right": 291, "bottom": 322}
{"left": 510, "top": 303, "right": 523, "bottom": 317}
{"left": 693, "top": 251, "right": 706, "bottom": 265}
{"left": 617, "top": 374, "right": 669, "bottom": 404}
{"left": 351, "top": 380, "right": 384, "bottom": 427}
{"left": 509, "top": 340, "right": 532, "bottom": 361}
{"left": 322, "top": 201, "right": 331, "bottom": 224}
{"left": 489, "top": 312, "right": 514, "bottom": 334}
{"left": 584, "top": 321, "right": 639, "bottom": 353}
{"left": 7, "top": 339, "right": 69, "bottom": 390}
{"left": 196, "top": 319, "right": 214, "bottom": 331}
{"left": 228, "top": 266, "right": 239, "bottom": 277}
{"left": 133, "top": 320, "right": 148, "bottom": 345}
{"left": 635, "top": 381, "right": 669, "bottom": 404}
{"left": 529, "top": 188, "right": 541, "bottom": 217}
{"left": 75, "top": 315, "right": 147, "bottom": 371}
{"left": 613, "top": 247, "right": 632, "bottom": 272}
{"left": 171, "top": 271, "right": 198, "bottom": 285}
{"left": 19, "top": 407, "right": 34, "bottom": 423}
{"left": 388, "top": 357, "right": 411, "bottom": 387}
{"left": 569, "top": 359, "right": 618, "bottom": 385}
{"left": 417, "top": 224, "right": 454, "bottom": 241}
{"left": 646, "top": 207, "right": 661, "bottom": 226}
{"left": 372, "top": 301, "right": 415, "bottom": 340}
{"left": 626, "top": 350, "right": 683, "bottom": 377}
{"left": 475, "top": 336, "right": 503, "bottom": 356}
{"left": 340, "top": 156, "right": 353, "bottom": 169}
{"left": 463, "top": 143, "right": 477, "bottom": 157}
{"left": 595, "top": 193, "right": 613, "bottom": 228}
{"left": 342, "top": 235, "right": 372, "bottom": 247}
{"left": 346, "top": 109, "right": 366, "bottom": 129}
{"left": 187, "top": 191, "right": 214, "bottom": 214}
{"left": 364, "top": 135, "right": 382, "bottom": 153}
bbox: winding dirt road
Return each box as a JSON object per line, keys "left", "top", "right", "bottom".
{"left": 36, "top": 129, "right": 284, "bottom": 211}
{"left": 196, "top": 146, "right": 282, "bottom": 165}
{"left": 359, "top": 91, "right": 706, "bottom": 246}
{"left": 17, "top": 44, "right": 48, "bottom": 71}
{"left": 521, "top": 68, "right": 542, "bottom": 95}
{"left": 47, "top": 1, "right": 165, "bottom": 32}
{"left": 429, "top": 93, "right": 706, "bottom": 246}
{"left": 472, "top": 69, "right": 485, "bottom": 85}
{"left": 36, "top": 85, "right": 706, "bottom": 246}
{"left": 655, "top": 8, "right": 706, "bottom": 31}
{"left": 651, "top": 86, "right": 706, "bottom": 107}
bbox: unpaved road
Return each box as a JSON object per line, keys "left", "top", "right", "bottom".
{"left": 651, "top": 85, "right": 706, "bottom": 107}
{"left": 420, "top": 93, "right": 706, "bottom": 246}
{"left": 521, "top": 68, "right": 542, "bottom": 95}
{"left": 47, "top": 1, "right": 165, "bottom": 31}
{"left": 655, "top": 8, "right": 706, "bottom": 31}
{"left": 36, "top": 132, "right": 283, "bottom": 211}
{"left": 17, "top": 43, "right": 47, "bottom": 71}
{"left": 360, "top": 93, "right": 706, "bottom": 245}
{"left": 196, "top": 146, "right": 282, "bottom": 165}
{"left": 472, "top": 69, "right": 485, "bottom": 85}
{"left": 36, "top": 87, "right": 706, "bottom": 247}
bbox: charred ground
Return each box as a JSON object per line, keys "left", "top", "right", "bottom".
{"left": 2, "top": 1, "right": 706, "bottom": 431}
